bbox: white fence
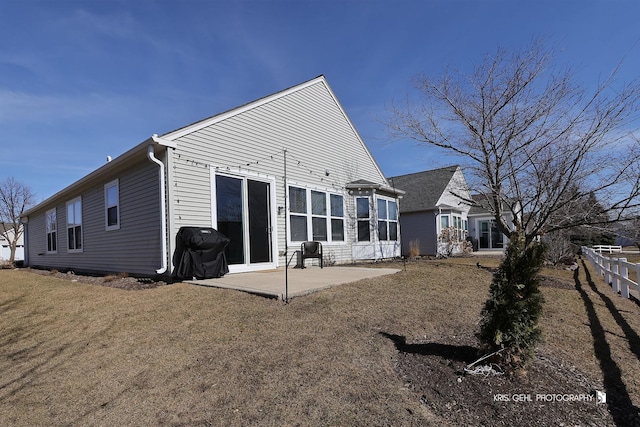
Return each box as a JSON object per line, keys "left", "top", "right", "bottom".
{"left": 592, "top": 245, "right": 622, "bottom": 254}
{"left": 582, "top": 246, "right": 640, "bottom": 300}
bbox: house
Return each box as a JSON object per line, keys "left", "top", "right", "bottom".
{"left": 0, "top": 223, "right": 24, "bottom": 263}
{"left": 468, "top": 194, "right": 509, "bottom": 252}
{"left": 389, "top": 166, "right": 511, "bottom": 256}
{"left": 20, "top": 76, "right": 403, "bottom": 277}
{"left": 389, "top": 166, "right": 471, "bottom": 256}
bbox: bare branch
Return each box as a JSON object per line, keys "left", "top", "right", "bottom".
{"left": 385, "top": 39, "right": 640, "bottom": 246}
{"left": 0, "top": 177, "right": 35, "bottom": 264}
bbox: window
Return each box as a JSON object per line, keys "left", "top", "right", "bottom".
{"left": 440, "top": 214, "right": 450, "bottom": 230}
{"left": 377, "top": 199, "right": 398, "bottom": 241}
{"left": 67, "top": 197, "right": 82, "bottom": 252}
{"left": 289, "top": 186, "right": 344, "bottom": 242}
{"left": 46, "top": 208, "right": 57, "bottom": 253}
{"left": 388, "top": 200, "right": 398, "bottom": 240}
{"left": 105, "top": 180, "right": 120, "bottom": 230}
{"left": 311, "top": 190, "right": 327, "bottom": 241}
{"left": 330, "top": 194, "right": 344, "bottom": 241}
{"left": 356, "top": 197, "right": 370, "bottom": 242}
{"left": 377, "top": 199, "right": 387, "bottom": 240}
{"left": 452, "top": 214, "right": 467, "bottom": 241}
{"left": 289, "top": 186, "right": 308, "bottom": 241}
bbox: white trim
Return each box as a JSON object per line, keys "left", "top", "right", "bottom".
{"left": 66, "top": 196, "right": 83, "bottom": 253}
{"left": 375, "top": 196, "right": 399, "bottom": 243}
{"left": 286, "top": 182, "right": 347, "bottom": 246}
{"left": 147, "top": 146, "right": 168, "bottom": 274}
{"left": 210, "top": 166, "right": 278, "bottom": 273}
{"left": 151, "top": 134, "right": 178, "bottom": 149}
{"left": 355, "top": 195, "right": 372, "bottom": 243}
{"left": 45, "top": 208, "right": 57, "bottom": 254}
{"left": 104, "top": 179, "right": 120, "bottom": 231}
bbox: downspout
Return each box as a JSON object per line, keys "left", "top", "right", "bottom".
{"left": 147, "top": 145, "right": 168, "bottom": 274}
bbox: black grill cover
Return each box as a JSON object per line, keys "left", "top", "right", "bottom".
{"left": 172, "top": 227, "right": 230, "bottom": 280}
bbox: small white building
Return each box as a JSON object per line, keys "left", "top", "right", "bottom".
{"left": 0, "top": 223, "right": 24, "bottom": 263}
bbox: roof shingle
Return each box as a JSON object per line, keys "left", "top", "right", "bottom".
{"left": 389, "top": 166, "right": 460, "bottom": 213}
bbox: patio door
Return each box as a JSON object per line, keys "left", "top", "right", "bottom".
{"left": 479, "top": 220, "right": 504, "bottom": 249}
{"left": 214, "top": 174, "right": 274, "bottom": 272}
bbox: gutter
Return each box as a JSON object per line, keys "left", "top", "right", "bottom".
{"left": 147, "top": 143, "right": 168, "bottom": 275}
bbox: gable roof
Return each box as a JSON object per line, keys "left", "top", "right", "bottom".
{"left": 24, "top": 75, "right": 390, "bottom": 218}
{"left": 469, "top": 194, "right": 494, "bottom": 216}
{"left": 161, "top": 75, "right": 388, "bottom": 186}
{"left": 388, "top": 166, "right": 461, "bottom": 213}
{"left": 163, "top": 76, "right": 326, "bottom": 139}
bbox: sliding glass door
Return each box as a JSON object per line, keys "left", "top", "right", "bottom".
{"left": 479, "top": 220, "right": 504, "bottom": 249}
{"left": 215, "top": 174, "right": 273, "bottom": 271}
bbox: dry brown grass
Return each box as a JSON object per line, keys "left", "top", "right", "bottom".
{"left": 1, "top": 259, "right": 639, "bottom": 426}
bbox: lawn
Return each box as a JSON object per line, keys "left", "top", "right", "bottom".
{"left": 1, "top": 258, "right": 639, "bottom": 426}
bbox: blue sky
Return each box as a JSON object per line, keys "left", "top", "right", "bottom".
{"left": 2, "top": 0, "right": 639, "bottom": 202}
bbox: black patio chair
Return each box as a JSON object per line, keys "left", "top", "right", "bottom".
{"left": 300, "top": 241, "right": 323, "bottom": 268}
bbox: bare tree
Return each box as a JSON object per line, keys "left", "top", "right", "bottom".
{"left": 0, "top": 177, "right": 35, "bottom": 266}
{"left": 387, "top": 40, "right": 640, "bottom": 367}
{"left": 388, "top": 39, "right": 640, "bottom": 245}
{"left": 617, "top": 215, "right": 640, "bottom": 250}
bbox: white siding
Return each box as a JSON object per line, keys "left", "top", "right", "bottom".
{"left": 436, "top": 167, "right": 472, "bottom": 212}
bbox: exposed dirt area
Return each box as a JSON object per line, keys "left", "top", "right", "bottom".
{"left": 390, "top": 333, "right": 614, "bottom": 427}
{"left": 387, "top": 270, "right": 640, "bottom": 427}
{"left": 24, "top": 267, "right": 169, "bottom": 290}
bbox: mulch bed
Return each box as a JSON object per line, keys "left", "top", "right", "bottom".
{"left": 392, "top": 338, "right": 613, "bottom": 426}
{"left": 387, "top": 275, "right": 631, "bottom": 427}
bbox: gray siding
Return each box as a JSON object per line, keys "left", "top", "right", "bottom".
{"left": 167, "top": 80, "right": 387, "bottom": 266}
{"left": 400, "top": 211, "right": 437, "bottom": 256}
{"left": 26, "top": 159, "right": 162, "bottom": 275}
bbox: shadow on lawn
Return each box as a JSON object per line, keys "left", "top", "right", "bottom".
{"left": 380, "top": 332, "right": 478, "bottom": 363}
{"left": 580, "top": 260, "right": 640, "bottom": 362}
{"left": 575, "top": 260, "right": 640, "bottom": 426}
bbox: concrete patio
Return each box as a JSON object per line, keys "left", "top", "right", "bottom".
{"left": 186, "top": 265, "right": 400, "bottom": 300}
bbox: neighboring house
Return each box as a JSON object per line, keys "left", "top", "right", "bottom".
{"left": 21, "top": 76, "right": 403, "bottom": 277}
{"left": 389, "top": 166, "right": 471, "bottom": 256}
{"left": 467, "top": 194, "right": 511, "bottom": 252}
{"left": 389, "top": 166, "right": 511, "bottom": 256}
{"left": 0, "top": 223, "right": 24, "bottom": 262}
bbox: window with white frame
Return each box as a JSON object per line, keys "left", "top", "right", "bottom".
{"left": 441, "top": 214, "right": 467, "bottom": 241}
{"left": 377, "top": 198, "right": 398, "bottom": 241}
{"left": 289, "top": 186, "right": 308, "bottom": 241}
{"left": 440, "top": 214, "right": 450, "bottom": 231}
{"left": 330, "top": 194, "right": 344, "bottom": 241}
{"left": 356, "top": 197, "right": 370, "bottom": 242}
{"left": 453, "top": 215, "right": 461, "bottom": 240}
{"left": 46, "top": 208, "right": 57, "bottom": 253}
{"left": 452, "top": 214, "right": 467, "bottom": 241}
{"left": 66, "top": 197, "right": 82, "bottom": 251}
{"left": 311, "top": 190, "right": 327, "bottom": 241}
{"left": 105, "top": 179, "right": 120, "bottom": 230}
{"left": 289, "top": 186, "right": 344, "bottom": 242}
